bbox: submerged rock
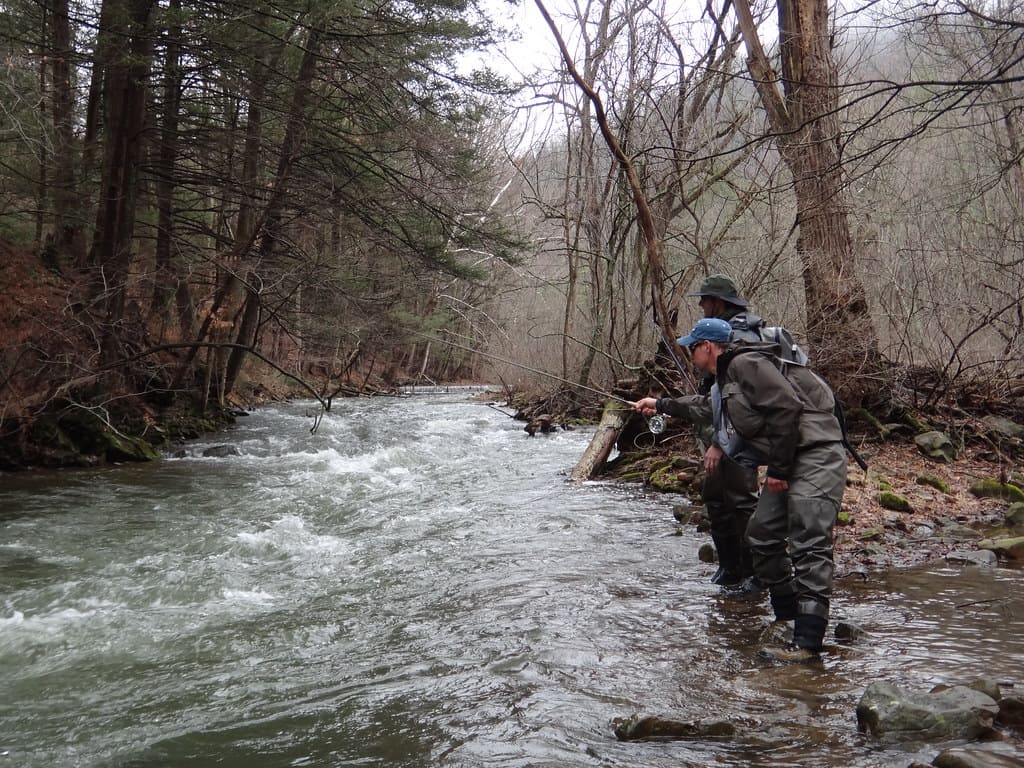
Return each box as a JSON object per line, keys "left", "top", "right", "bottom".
{"left": 931, "top": 746, "right": 1024, "bottom": 768}
{"left": 202, "top": 444, "right": 240, "bottom": 458}
{"left": 612, "top": 713, "right": 736, "bottom": 742}
{"left": 996, "top": 693, "right": 1024, "bottom": 727}
{"left": 856, "top": 681, "right": 999, "bottom": 741}
{"left": 833, "top": 620, "right": 868, "bottom": 642}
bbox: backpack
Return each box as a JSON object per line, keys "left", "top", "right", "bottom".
{"left": 729, "top": 312, "right": 809, "bottom": 365}
{"left": 770, "top": 354, "right": 868, "bottom": 472}
{"left": 759, "top": 325, "right": 809, "bottom": 366}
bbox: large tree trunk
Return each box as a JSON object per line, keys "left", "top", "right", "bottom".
{"left": 79, "top": 0, "right": 117, "bottom": 219}
{"left": 149, "top": 0, "right": 184, "bottom": 336}
{"left": 48, "top": 0, "right": 85, "bottom": 267}
{"left": 734, "top": 0, "right": 880, "bottom": 404}
{"left": 87, "top": 0, "right": 157, "bottom": 369}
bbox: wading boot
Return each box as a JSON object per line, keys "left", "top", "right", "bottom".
{"left": 723, "top": 574, "right": 766, "bottom": 598}
{"left": 709, "top": 533, "right": 744, "bottom": 587}
{"left": 757, "top": 644, "right": 820, "bottom": 665}
{"left": 769, "top": 590, "right": 799, "bottom": 623}
{"left": 759, "top": 613, "right": 828, "bottom": 665}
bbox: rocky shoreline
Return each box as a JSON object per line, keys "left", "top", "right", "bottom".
{"left": 581, "top": 407, "right": 1024, "bottom": 575}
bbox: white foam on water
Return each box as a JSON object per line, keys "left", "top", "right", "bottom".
{"left": 232, "top": 514, "right": 350, "bottom": 559}
{"left": 220, "top": 588, "right": 277, "bottom": 606}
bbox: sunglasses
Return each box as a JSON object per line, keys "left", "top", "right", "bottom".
{"left": 688, "top": 340, "right": 704, "bottom": 353}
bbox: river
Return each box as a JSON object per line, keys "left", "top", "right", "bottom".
{"left": 1, "top": 392, "right": 1022, "bottom": 767}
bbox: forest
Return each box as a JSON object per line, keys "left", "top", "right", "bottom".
{"left": 1, "top": 0, "right": 1022, "bottom": 468}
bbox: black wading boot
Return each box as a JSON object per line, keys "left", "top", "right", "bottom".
{"left": 769, "top": 590, "right": 799, "bottom": 623}
{"left": 722, "top": 546, "right": 765, "bottom": 596}
{"left": 709, "top": 533, "right": 745, "bottom": 587}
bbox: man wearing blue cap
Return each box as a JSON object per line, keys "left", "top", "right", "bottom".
{"left": 658, "top": 317, "right": 848, "bottom": 662}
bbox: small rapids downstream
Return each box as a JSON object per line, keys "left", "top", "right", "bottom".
{"left": 1, "top": 392, "right": 1022, "bottom": 767}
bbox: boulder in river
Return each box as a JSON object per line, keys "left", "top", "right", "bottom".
{"left": 856, "top": 681, "right": 999, "bottom": 741}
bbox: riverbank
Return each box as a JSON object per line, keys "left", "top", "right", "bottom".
{"left": 830, "top": 438, "right": 1021, "bottom": 573}
{"left": 502, "top": 388, "right": 1024, "bottom": 575}
{"left": 610, "top": 428, "right": 1022, "bottom": 574}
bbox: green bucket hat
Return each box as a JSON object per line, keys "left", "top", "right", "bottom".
{"left": 687, "top": 273, "right": 749, "bottom": 307}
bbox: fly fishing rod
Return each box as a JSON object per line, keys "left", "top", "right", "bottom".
{"left": 413, "top": 331, "right": 669, "bottom": 434}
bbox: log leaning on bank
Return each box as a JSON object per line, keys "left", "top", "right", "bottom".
{"left": 571, "top": 399, "right": 631, "bottom": 481}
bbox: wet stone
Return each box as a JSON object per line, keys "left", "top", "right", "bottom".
{"left": 945, "top": 549, "right": 998, "bottom": 567}
{"left": 833, "top": 620, "right": 868, "bottom": 642}
{"left": 931, "top": 746, "right": 1024, "bottom": 768}
{"left": 856, "top": 682, "right": 999, "bottom": 741}
{"left": 612, "top": 714, "right": 736, "bottom": 742}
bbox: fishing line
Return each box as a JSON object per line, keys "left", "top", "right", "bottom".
{"left": 412, "top": 331, "right": 666, "bottom": 435}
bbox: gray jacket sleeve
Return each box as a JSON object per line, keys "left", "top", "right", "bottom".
{"left": 655, "top": 394, "right": 713, "bottom": 444}
{"left": 655, "top": 394, "right": 712, "bottom": 423}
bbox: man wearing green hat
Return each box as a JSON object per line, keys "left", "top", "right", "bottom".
{"left": 636, "top": 274, "right": 766, "bottom": 591}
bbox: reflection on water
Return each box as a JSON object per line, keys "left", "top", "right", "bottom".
{"left": 1, "top": 394, "right": 1022, "bottom": 768}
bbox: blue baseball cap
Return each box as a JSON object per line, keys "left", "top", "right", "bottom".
{"left": 676, "top": 317, "right": 733, "bottom": 348}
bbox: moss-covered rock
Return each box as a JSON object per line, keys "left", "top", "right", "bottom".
{"left": 698, "top": 542, "right": 716, "bottom": 563}
{"left": 977, "top": 536, "right": 1024, "bottom": 560}
{"left": 101, "top": 429, "right": 162, "bottom": 463}
{"left": 901, "top": 410, "right": 934, "bottom": 433}
{"left": 916, "top": 474, "right": 951, "bottom": 494}
{"left": 648, "top": 456, "right": 700, "bottom": 494}
{"left": 968, "top": 479, "right": 1024, "bottom": 503}
{"left": 879, "top": 492, "right": 912, "bottom": 513}
{"left": 914, "top": 431, "right": 958, "bottom": 462}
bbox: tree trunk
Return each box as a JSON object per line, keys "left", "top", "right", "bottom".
{"left": 48, "top": 0, "right": 85, "bottom": 267}
{"left": 150, "top": 0, "right": 183, "bottom": 335}
{"left": 79, "top": 0, "right": 117, "bottom": 218}
{"left": 570, "top": 399, "right": 631, "bottom": 481}
{"left": 87, "top": 0, "right": 157, "bottom": 368}
{"left": 733, "top": 0, "right": 880, "bottom": 404}
{"left": 222, "top": 25, "right": 322, "bottom": 397}
{"left": 36, "top": 6, "right": 48, "bottom": 251}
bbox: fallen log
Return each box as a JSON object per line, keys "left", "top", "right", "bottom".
{"left": 570, "top": 399, "right": 632, "bottom": 481}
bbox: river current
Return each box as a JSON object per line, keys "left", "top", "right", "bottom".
{"left": 1, "top": 392, "right": 1022, "bottom": 767}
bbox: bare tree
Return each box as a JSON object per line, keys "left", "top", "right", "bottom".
{"left": 732, "top": 0, "right": 880, "bottom": 402}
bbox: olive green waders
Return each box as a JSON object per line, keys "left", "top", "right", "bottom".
{"left": 745, "top": 442, "right": 848, "bottom": 652}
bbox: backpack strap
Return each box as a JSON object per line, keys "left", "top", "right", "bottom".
{"left": 832, "top": 397, "right": 869, "bottom": 471}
